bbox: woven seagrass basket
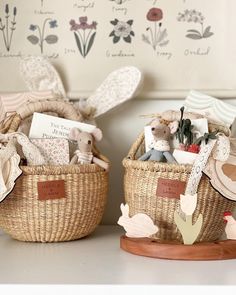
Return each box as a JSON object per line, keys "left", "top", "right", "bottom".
{"left": 123, "top": 119, "right": 236, "bottom": 243}
{"left": 0, "top": 100, "right": 109, "bottom": 242}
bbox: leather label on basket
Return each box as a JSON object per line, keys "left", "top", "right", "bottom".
{"left": 156, "top": 178, "right": 186, "bottom": 199}
{"left": 37, "top": 180, "right": 65, "bottom": 201}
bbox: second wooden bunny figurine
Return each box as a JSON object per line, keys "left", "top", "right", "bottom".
{"left": 69, "top": 127, "right": 109, "bottom": 171}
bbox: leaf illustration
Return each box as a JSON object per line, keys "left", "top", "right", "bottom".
{"left": 199, "top": 26, "right": 214, "bottom": 38}
{"left": 27, "top": 35, "right": 39, "bottom": 45}
{"left": 203, "top": 26, "right": 211, "bottom": 35}
{"left": 123, "top": 35, "right": 131, "bottom": 43}
{"left": 186, "top": 33, "right": 202, "bottom": 40}
{"left": 159, "top": 40, "right": 169, "bottom": 47}
{"left": 45, "top": 34, "right": 58, "bottom": 44}
{"left": 85, "top": 32, "right": 96, "bottom": 57}
{"left": 130, "top": 31, "right": 135, "bottom": 36}
{"left": 109, "top": 30, "right": 115, "bottom": 37}
{"left": 142, "top": 34, "right": 150, "bottom": 44}
{"left": 113, "top": 36, "right": 120, "bottom": 43}
{"left": 110, "top": 19, "right": 119, "bottom": 26}
{"left": 187, "top": 29, "right": 201, "bottom": 35}
{"left": 74, "top": 32, "right": 84, "bottom": 57}
{"left": 157, "top": 28, "right": 167, "bottom": 43}
{"left": 127, "top": 20, "right": 133, "bottom": 26}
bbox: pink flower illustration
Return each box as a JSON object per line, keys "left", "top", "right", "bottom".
{"left": 142, "top": 7, "right": 169, "bottom": 50}
{"left": 146, "top": 8, "right": 163, "bottom": 22}
{"left": 69, "top": 16, "right": 97, "bottom": 58}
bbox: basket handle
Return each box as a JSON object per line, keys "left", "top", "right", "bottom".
{"left": 127, "top": 131, "right": 144, "bottom": 160}
{"left": 5, "top": 100, "right": 82, "bottom": 133}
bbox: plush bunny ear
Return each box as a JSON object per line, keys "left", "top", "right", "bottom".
{"left": 92, "top": 128, "right": 103, "bottom": 142}
{"left": 120, "top": 203, "right": 129, "bottom": 217}
{"left": 169, "top": 120, "right": 179, "bottom": 134}
{"left": 86, "top": 66, "right": 142, "bottom": 118}
{"left": 19, "top": 55, "right": 67, "bottom": 99}
{"left": 69, "top": 128, "right": 81, "bottom": 141}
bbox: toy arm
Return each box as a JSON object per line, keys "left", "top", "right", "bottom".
{"left": 70, "top": 154, "right": 78, "bottom": 165}
{"left": 92, "top": 156, "right": 109, "bottom": 171}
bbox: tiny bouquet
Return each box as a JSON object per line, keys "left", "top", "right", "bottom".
{"left": 172, "top": 107, "right": 217, "bottom": 164}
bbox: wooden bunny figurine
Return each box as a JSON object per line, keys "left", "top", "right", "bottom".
{"left": 117, "top": 203, "right": 159, "bottom": 238}
{"left": 69, "top": 127, "right": 109, "bottom": 171}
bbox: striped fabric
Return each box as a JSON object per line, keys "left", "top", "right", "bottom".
{"left": 0, "top": 90, "right": 55, "bottom": 121}
{"left": 75, "top": 150, "right": 93, "bottom": 164}
{"left": 184, "top": 90, "right": 236, "bottom": 126}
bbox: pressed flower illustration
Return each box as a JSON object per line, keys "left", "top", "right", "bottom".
{"left": 70, "top": 17, "right": 97, "bottom": 58}
{"left": 0, "top": 4, "right": 17, "bottom": 51}
{"left": 177, "top": 9, "right": 214, "bottom": 40}
{"left": 109, "top": 19, "right": 134, "bottom": 43}
{"left": 27, "top": 18, "right": 58, "bottom": 54}
{"left": 142, "top": 7, "right": 169, "bottom": 50}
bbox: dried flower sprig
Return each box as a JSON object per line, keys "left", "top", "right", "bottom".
{"left": 0, "top": 4, "right": 17, "bottom": 51}
{"left": 175, "top": 107, "right": 194, "bottom": 146}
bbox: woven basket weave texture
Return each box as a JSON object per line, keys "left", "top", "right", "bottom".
{"left": 0, "top": 100, "right": 109, "bottom": 242}
{"left": 123, "top": 131, "right": 236, "bottom": 242}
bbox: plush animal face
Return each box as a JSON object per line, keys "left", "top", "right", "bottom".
{"left": 69, "top": 127, "right": 103, "bottom": 153}
{"left": 150, "top": 119, "right": 178, "bottom": 141}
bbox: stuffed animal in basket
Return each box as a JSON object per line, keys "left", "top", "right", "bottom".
{"left": 69, "top": 127, "right": 109, "bottom": 171}
{"left": 138, "top": 119, "right": 178, "bottom": 163}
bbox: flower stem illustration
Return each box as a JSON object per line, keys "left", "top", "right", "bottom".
{"left": 109, "top": 19, "right": 134, "bottom": 43}
{"left": 0, "top": 4, "right": 17, "bottom": 51}
{"left": 174, "top": 193, "right": 203, "bottom": 245}
{"left": 27, "top": 19, "right": 58, "bottom": 54}
{"left": 142, "top": 7, "right": 169, "bottom": 50}
{"left": 109, "top": 0, "right": 128, "bottom": 4}
{"left": 70, "top": 17, "right": 97, "bottom": 58}
{"left": 41, "top": 0, "right": 44, "bottom": 7}
{"left": 177, "top": 9, "right": 214, "bottom": 40}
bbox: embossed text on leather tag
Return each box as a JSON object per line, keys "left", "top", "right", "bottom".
{"left": 37, "top": 180, "right": 65, "bottom": 201}
{"left": 156, "top": 178, "right": 186, "bottom": 199}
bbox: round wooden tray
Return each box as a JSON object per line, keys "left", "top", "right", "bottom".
{"left": 120, "top": 235, "right": 236, "bottom": 260}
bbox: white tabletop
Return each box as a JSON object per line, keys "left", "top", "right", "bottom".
{"left": 0, "top": 225, "right": 235, "bottom": 285}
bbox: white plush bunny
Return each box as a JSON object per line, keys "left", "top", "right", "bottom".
{"left": 117, "top": 203, "right": 159, "bottom": 238}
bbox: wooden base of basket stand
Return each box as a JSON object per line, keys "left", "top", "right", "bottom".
{"left": 120, "top": 235, "right": 236, "bottom": 260}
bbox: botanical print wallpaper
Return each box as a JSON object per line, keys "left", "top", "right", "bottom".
{"left": 0, "top": 0, "right": 234, "bottom": 99}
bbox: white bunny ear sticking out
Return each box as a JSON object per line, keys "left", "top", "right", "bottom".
{"left": 120, "top": 203, "right": 129, "bottom": 217}
{"left": 86, "top": 66, "right": 143, "bottom": 118}
{"left": 19, "top": 55, "right": 67, "bottom": 100}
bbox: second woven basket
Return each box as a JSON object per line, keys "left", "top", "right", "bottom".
{"left": 123, "top": 126, "right": 236, "bottom": 243}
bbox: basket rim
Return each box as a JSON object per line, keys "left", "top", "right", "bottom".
{"left": 20, "top": 163, "right": 109, "bottom": 175}
{"left": 122, "top": 157, "right": 193, "bottom": 173}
